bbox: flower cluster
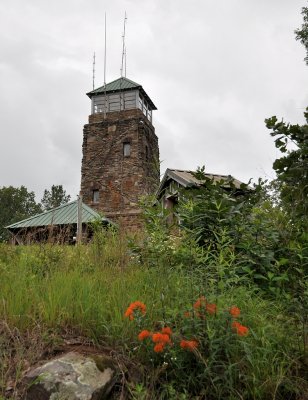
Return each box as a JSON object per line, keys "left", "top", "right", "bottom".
{"left": 192, "top": 296, "right": 217, "bottom": 317}
{"left": 124, "top": 301, "right": 146, "bottom": 321}
{"left": 229, "top": 306, "right": 241, "bottom": 318}
{"left": 206, "top": 303, "right": 217, "bottom": 315}
{"left": 228, "top": 305, "right": 249, "bottom": 336}
{"left": 232, "top": 321, "right": 249, "bottom": 336}
{"left": 138, "top": 329, "right": 151, "bottom": 341}
{"left": 138, "top": 326, "right": 173, "bottom": 352}
{"left": 193, "top": 296, "right": 206, "bottom": 309}
{"left": 180, "top": 340, "right": 199, "bottom": 351}
{"left": 125, "top": 298, "right": 249, "bottom": 356}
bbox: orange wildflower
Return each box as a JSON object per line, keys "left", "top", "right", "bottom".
{"left": 151, "top": 330, "right": 172, "bottom": 353}
{"left": 229, "top": 306, "right": 240, "bottom": 318}
{"left": 133, "top": 301, "right": 146, "bottom": 314}
{"left": 193, "top": 296, "right": 206, "bottom": 309}
{"left": 232, "top": 321, "right": 249, "bottom": 336}
{"left": 124, "top": 301, "right": 146, "bottom": 320}
{"left": 232, "top": 321, "right": 241, "bottom": 328}
{"left": 138, "top": 330, "right": 151, "bottom": 341}
{"left": 193, "top": 297, "right": 217, "bottom": 316}
{"left": 161, "top": 327, "right": 172, "bottom": 336}
{"left": 154, "top": 343, "right": 165, "bottom": 353}
{"left": 124, "top": 307, "right": 134, "bottom": 320}
{"left": 237, "top": 325, "right": 249, "bottom": 336}
{"left": 206, "top": 303, "right": 217, "bottom": 315}
{"left": 152, "top": 333, "right": 171, "bottom": 344}
{"left": 180, "top": 340, "right": 199, "bottom": 351}
{"left": 184, "top": 311, "right": 191, "bottom": 318}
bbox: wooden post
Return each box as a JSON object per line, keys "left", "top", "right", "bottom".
{"left": 76, "top": 195, "right": 83, "bottom": 245}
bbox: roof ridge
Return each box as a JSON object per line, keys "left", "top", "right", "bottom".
{"left": 167, "top": 168, "right": 231, "bottom": 178}
{"left": 5, "top": 200, "right": 77, "bottom": 228}
{"left": 5, "top": 200, "right": 108, "bottom": 229}
{"left": 90, "top": 76, "right": 141, "bottom": 94}
{"left": 119, "top": 76, "right": 140, "bottom": 86}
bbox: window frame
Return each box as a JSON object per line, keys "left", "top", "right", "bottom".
{"left": 123, "top": 142, "right": 131, "bottom": 157}
{"left": 92, "top": 189, "right": 99, "bottom": 203}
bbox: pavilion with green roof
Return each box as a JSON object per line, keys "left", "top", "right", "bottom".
{"left": 6, "top": 200, "right": 111, "bottom": 245}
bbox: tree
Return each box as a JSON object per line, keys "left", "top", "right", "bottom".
{"left": 0, "top": 186, "right": 42, "bottom": 241}
{"left": 265, "top": 108, "right": 308, "bottom": 227}
{"left": 41, "top": 185, "right": 71, "bottom": 211}
{"left": 295, "top": 6, "right": 308, "bottom": 65}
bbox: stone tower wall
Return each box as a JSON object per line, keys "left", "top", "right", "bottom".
{"left": 80, "top": 108, "right": 159, "bottom": 230}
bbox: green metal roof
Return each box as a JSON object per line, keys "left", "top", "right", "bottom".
{"left": 87, "top": 77, "right": 157, "bottom": 110}
{"left": 88, "top": 77, "right": 141, "bottom": 95}
{"left": 6, "top": 200, "right": 109, "bottom": 230}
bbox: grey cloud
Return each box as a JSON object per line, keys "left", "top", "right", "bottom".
{"left": 0, "top": 0, "right": 307, "bottom": 200}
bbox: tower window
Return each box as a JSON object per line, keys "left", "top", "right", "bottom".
{"left": 123, "top": 142, "right": 131, "bottom": 157}
{"left": 138, "top": 96, "right": 143, "bottom": 110}
{"left": 94, "top": 104, "right": 103, "bottom": 113}
{"left": 145, "top": 145, "right": 149, "bottom": 162}
{"left": 92, "top": 189, "right": 99, "bottom": 203}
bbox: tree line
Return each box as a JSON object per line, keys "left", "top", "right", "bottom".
{"left": 0, "top": 185, "right": 71, "bottom": 241}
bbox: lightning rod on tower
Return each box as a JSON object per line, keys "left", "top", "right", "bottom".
{"left": 104, "top": 12, "right": 107, "bottom": 119}
{"left": 92, "top": 52, "right": 96, "bottom": 90}
{"left": 120, "top": 12, "right": 127, "bottom": 78}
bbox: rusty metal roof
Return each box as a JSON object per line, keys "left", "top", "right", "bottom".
{"left": 6, "top": 200, "right": 109, "bottom": 230}
{"left": 157, "top": 168, "right": 249, "bottom": 198}
{"left": 86, "top": 77, "right": 157, "bottom": 110}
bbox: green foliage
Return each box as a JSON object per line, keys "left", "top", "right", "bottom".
{"left": 175, "top": 170, "right": 278, "bottom": 292}
{"left": 132, "top": 180, "right": 307, "bottom": 397}
{"left": 0, "top": 231, "right": 307, "bottom": 398}
{"left": 125, "top": 288, "right": 306, "bottom": 399}
{"left": 295, "top": 6, "right": 308, "bottom": 65}
{"left": 265, "top": 110, "right": 308, "bottom": 322}
{"left": 41, "top": 184, "right": 71, "bottom": 211}
{"left": 127, "top": 297, "right": 251, "bottom": 398}
{"left": 178, "top": 167, "right": 258, "bottom": 247}
{"left": 133, "top": 195, "right": 184, "bottom": 270}
{"left": 0, "top": 186, "right": 42, "bottom": 242}
{"left": 265, "top": 109, "right": 308, "bottom": 227}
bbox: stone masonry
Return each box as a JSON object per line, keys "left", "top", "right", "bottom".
{"left": 80, "top": 108, "right": 159, "bottom": 230}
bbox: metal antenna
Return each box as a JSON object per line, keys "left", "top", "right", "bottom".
{"left": 104, "top": 13, "right": 107, "bottom": 87}
{"left": 103, "top": 12, "right": 107, "bottom": 118}
{"left": 92, "top": 52, "right": 96, "bottom": 90}
{"left": 120, "top": 12, "right": 127, "bottom": 77}
{"left": 124, "top": 45, "right": 127, "bottom": 77}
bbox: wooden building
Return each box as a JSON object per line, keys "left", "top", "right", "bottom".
{"left": 157, "top": 168, "right": 249, "bottom": 211}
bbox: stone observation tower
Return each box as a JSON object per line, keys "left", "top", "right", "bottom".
{"left": 80, "top": 77, "right": 159, "bottom": 229}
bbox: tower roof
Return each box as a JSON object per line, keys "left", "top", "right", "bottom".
{"left": 87, "top": 77, "right": 157, "bottom": 110}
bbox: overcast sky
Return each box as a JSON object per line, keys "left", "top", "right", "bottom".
{"left": 0, "top": 0, "right": 307, "bottom": 201}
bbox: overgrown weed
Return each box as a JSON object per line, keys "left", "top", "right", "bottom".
{"left": 0, "top": 211, "right": 307, "bottom": 398}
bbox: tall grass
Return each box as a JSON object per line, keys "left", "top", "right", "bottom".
{"left": 0, "top": 239, "right": 202, "bottom": 342}
{"left": 0, "top": 235, "right": 306, "bottom": 399}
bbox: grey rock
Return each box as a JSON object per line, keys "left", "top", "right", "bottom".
{"left": 25, "top": 352, "right": 117, "bottom": 400}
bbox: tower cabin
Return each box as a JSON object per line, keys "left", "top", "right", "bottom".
{"left": 90, "top": 77, "right": 155, "bottom": 123}
{"left": 80, "top": 77, "right": 160, "bottom": 230}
